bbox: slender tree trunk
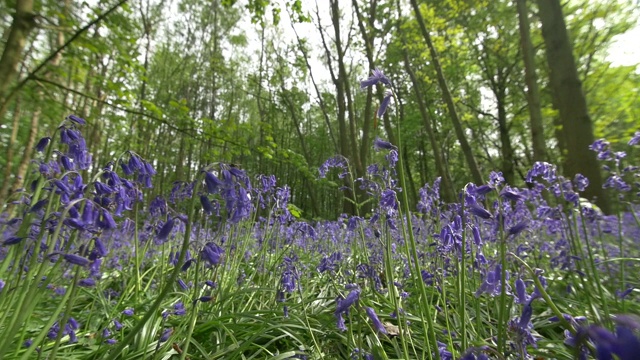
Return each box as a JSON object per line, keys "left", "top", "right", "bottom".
{"left": 397, "top": 27, "right": 455, "bottom": 202}
{"left": 133, "top": 0, "right": 152, "bottom": 145}
{"left": 0, "top": 0, "right": 36, "bottom": 103}
{"left": 537, "top": 0, "right": 610, "bottom": 213}
{"left": 408, "top": 0, "right": 484, "bottom": 185}
{"left": 290, "top": 22, "right": 338, "bottom": 153}
{"left": 515, "top": 0, "right": 546, "bottom": 162}
{"left": 0, "top": 98, "right": 22, "bottom": 208}
{"left": 8, "top": 108, "right": 39, "bottom": 203}
{"left": 351, "top": 0, "right": 375, "bottom": 169}
{"left": 278, "top": 80, "right": 321, "bottom": 217}
{"left": 328, "top": 0, "right": 358, "bottom": 170}
{"left": 7, "top": 0, "right": 67, "bottom": 203}
{"left": 319, "top": 0, "right": 356, "bottom": 213}
{"left": 496, "top": 81, "right": 515, "bottom": 185}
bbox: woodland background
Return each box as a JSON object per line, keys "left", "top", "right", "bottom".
{"left": 0, "top": 0, "right": 638, "bottom": 219}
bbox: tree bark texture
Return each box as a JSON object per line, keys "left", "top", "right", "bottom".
{"left": 515, "top": 0, "right": 547, "bottom": 163}
{"left": 409, "top": 0, "right": 485, "bottom": 186}
{"left": 537, "top": 0, "right": 610, "bottom": 213}
{"left": 0, "top": 0, "right": 36, "bottom": 103}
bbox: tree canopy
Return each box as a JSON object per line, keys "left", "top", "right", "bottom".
{"left": 1, "top": 0, "right": 638, "bottom": 218}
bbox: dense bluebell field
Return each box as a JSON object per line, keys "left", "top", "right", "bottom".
{"left": 1, "top": 86, "right": 640, "bottom": 359}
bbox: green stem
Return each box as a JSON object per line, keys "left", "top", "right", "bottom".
{"left": 497, "top": 197, "right": 507, "bottom": 355}
{"left": 393, "top": 109, "right": 439, "bottom": 360}
{"left": 49, "top": 267, "right": 83, "bottom": 358}
{"left": 459, "top": 216, "right": 467, "bottom": 352}
{"left": 103, "top": 178, "right": 201, "bottom": 360}
{"left": 510, "top": 253, "right": 573, "bottom": 332}
{"left": 181, "top": 256, "right": 201, "bottom": 360}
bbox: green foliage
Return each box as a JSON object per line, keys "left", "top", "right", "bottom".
{"left": 0, "top": 0, "right": 638, "bottom": 216}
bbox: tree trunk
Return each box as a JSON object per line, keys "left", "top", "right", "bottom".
{"left": 397, "top": 25, "right": 455, "bottom": 202}
{"left": 0, "top": 98, "right": 22, "bottom": 208}
{"left": 408, "top": 0, "right": 484, "bottom": 186}
{"left": 328, "top": 0, "right": 362, "bottom": 175}
{"left": 496, "top": 80, "right": 515, "bottom": 185}
{"left": 351, "top": 0, "right": 376, "bottom": 169}
{"left": 319, "top": 0, "right": 356, "bottom": 214}
{"left": 515, "top": 0, "right": 546, "bottom": 162}
{"left": 537, "top": 0, "right": 610, "bottom": 213}
{"left": 290, "top": 22, "right": 338, "bottom": 153}
{"left": 8, "top": 108, "right": 39, "bottom": 207}
{"left": 0, "top": 0, "right": 36, "bottom": 103}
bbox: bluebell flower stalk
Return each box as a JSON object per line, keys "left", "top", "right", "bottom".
{"left": 361, "top": 67, "right": 441, "bottom": 359}
{"left": 0, "top": 196, "right": 90, "bottom": 358}
{"left": 103, "top": 174, "right": 201, "bottom": 360}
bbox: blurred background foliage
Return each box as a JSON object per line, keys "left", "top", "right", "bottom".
{"left": 0, "top": 0, "right": 638, "bottom": 219}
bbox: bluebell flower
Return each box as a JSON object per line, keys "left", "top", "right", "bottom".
{"left": 319, "top": 156, "right": 348, "bottom": 178}
{"left": 515, "top": 278, "right": 529, "bottom": 304}
{"left": 62, "top": 253, "right": 90, "bottom": 267}
{"left": 122, "top": 308, "right": 134, "bottom": 316}
{"left": 574, "top": 173, "right": 589, "bottom": 192}
{"left": 81, "top": 201, "right": 96, "bottom": 225}
{"left": 365, "top": 307, "right": 387, "bottom": 334}
{"left": 200, "top": 195, "right": 216, "bottom": 215}
{"left": 500, "top": 187, "right": 523, "bottom": 202}
{"left": 67, "top": 114, "right": 86, "bottom": 125}
{"left": 586, "top": 324, "right": 640, "bottom": 360}
{"left": 386, "top": 149, "right": 398, "bottom": 168}
{"left": 336, "top": 312, "right": 347, "bottom": 332}
{"left": 474, "top": 184, "right": 493, "bottom": 196}
{"left": 3, "top": 236, "right": 23, "bottom": 246}
{"left": 380, "top": 189, "right": 397, "bottom": 212}
{"left": 475, "top": 264, "right": 510, "bottom": 297}
{"left": 509, "top": 220, "right": 529, "bottom": 237}
{"left": 35, "top": 137, "right": 51, "bottom": 152}
{"left": 63, "top": 217, "right": 85, "bottom": 230}
{"left": 78, "top": 278, "right": 96, "bottom": 287}
{"left": 99, "top": 209, "right": 117, "bottom": 230}
{"left": 201, "top": 242, "right": 224, "bottom": 266}
{"left": 159, "top": 328, "right": 173, "bottom": 342}
{"left": 143, "top": 161, "right": 156, "bottom": 175}
{"left": 157, "top": 217, "right": 175, "bottom": 241}
{"left": 360, "top": 68, "right": 391, "bottom": 89}
{"left": 120, "top": 160, "right": 133, "bottom": 176}
{"left": 489, "top": 171, "right": 504, "bottom": 187}
{"left": 469, "top": 203, "right": 492, "bottom": 219}
{"left": 181, "top": 258, "right": 196, "bottom": 272}
{"left": 617, "top": 288, "right": 634, "bottom": 299}
{"left": 335, "top": 288, "right": 360, "bottom": 315}
{"left": 204, "top": 171, "right": 224, "bottom": 194}
{"left": 460, "top": 347, "right": 489, "bottom": 360}
{"left": 198, "top": 295, "right": 214, "bottom": 303}
{"left": 373, "top": 138, "right": 396, "bottom": 151}
{"left": 471, "top": 225, "right": 483, "bottom": 246}
{"left": 128, "top": 153, "right": 144, "bottom": 172}
{"left": 173, "top": 302, "right": 186, "bottom": 316}
{"left": 177, "top": 278, "right": 189, "bottom": 290}
{"left": 437, "top": 341, "right": 453, "bottom": 360}
{"left": 377, "top": 90, "right": 393, "bottom": 117}
{"left": 518, "top": 302, "right": 533, "bottom": 328}
{"left": 629, "top": 131, "right": 640, "bottom": 146}
{"left": 229, "top": 186, "right": 251, "bottom": 223}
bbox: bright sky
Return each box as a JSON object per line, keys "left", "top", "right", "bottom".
{"left": 607, "top": 21, "right": 640, "bottom": 68}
